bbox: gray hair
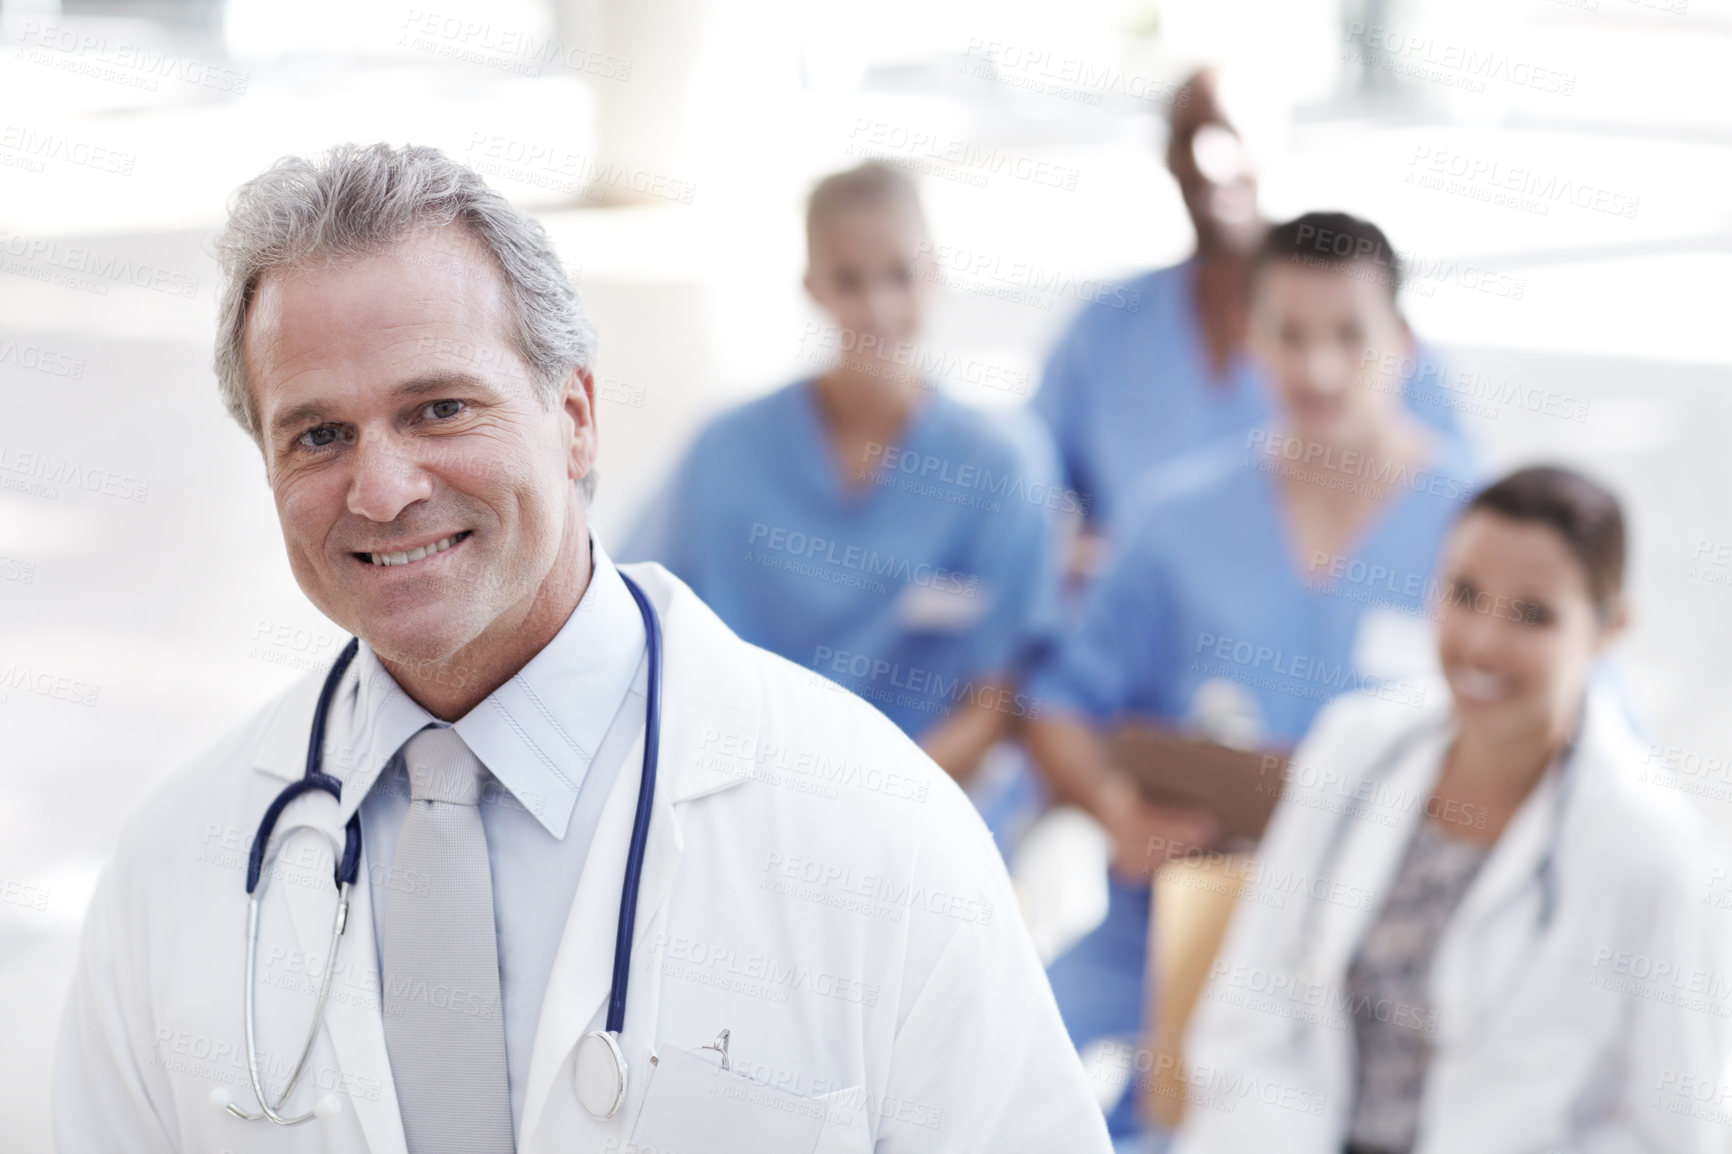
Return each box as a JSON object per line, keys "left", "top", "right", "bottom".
{"left": 213, "top": 142, "right": 599, "bottom": 502}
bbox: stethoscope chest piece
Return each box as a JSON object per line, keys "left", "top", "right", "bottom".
{"left": 575, "top": 1029, "right": 628, "bottom": 1120}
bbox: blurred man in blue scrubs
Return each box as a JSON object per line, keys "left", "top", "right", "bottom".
{"left": 624, "top": 161, "right": 1065, "bottom": 813}
{"left": 1023, "top": 211, "right": 1484, "bottom": 1147}
{"left": 1034, "top": 68, "right": 1470, "bottom": 571}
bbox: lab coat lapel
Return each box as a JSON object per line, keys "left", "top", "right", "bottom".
{"left": 1305, "top": 725, "right": 1447, "bottom": 991}
{"left": 518, "top": 723, "right": 671, "bottom": 1144}
{"left": 1425, "top": 772, "right": 1554, "bottom": 1049}
{"left": 1428, "top": 691, "right": 1625, "bottom": 1049}
{"left": 251, "top": 662, "right": 407, "bottom": 1154}
{"left": 519, "top": 565, "right": 759, "bottom": 1145}
{"left": 272, "top": 801, "right": 408, "bottom": 1154}
{"left": 1440, "top": 687, "right": 1625, "bottom": 954}
{"left": 1444, "top": 761, "right": 1557, "bottom": 936}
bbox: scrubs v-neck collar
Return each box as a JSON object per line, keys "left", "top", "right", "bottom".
{"left": 1256, "top": 424, "right": 1470, "bottom": 598}
{"left": 791, "top": 375, "right": 947, "bottom": 512}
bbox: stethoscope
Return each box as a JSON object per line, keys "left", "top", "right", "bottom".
{"left": 213, "top": 572, "right": 664, "bottom": 1126}
{"left": 1286, "top": 705, "right": 1581, "bottom": 1015}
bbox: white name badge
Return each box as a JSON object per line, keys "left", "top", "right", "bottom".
{"left": 893, "top": 581, "right": 992, "bottom": 633}
{"left": 628, "top": 1046, "right": 826, "bottom": 1154}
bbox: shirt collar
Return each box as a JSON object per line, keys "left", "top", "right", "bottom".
{"left": 334, "top": 536, "right": 646, "bottom": 838}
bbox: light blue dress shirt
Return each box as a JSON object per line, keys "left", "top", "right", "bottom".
{"left": 335, "top": 537, "right": 647, "bottom": 1140}
{"left": 1033, "top": 257, "right": 1473, "bottom": 529}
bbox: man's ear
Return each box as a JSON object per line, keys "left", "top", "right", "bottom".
{"left": 562, "top": 365, "right": 598, "bottom": 483}
{"left": 1594, "top": 596, "right": 1631, "bottom": 655}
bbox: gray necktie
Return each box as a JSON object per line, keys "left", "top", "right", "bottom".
{"left": 381, "top": 726, "right": 516, "bottom": 1153}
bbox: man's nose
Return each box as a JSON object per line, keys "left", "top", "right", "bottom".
{"left": 1302, "top": 346, "right": 1349, "bottom": 392}
{"left": 346, "top": 434, "right": 433, "bottom": 522}
{"left": 862, "top": 286, "right": 903, "bottom": 337}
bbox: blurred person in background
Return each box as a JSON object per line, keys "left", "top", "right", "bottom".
{"left": 1022, "top": 211, "right": 1483, "bottom": 1145}
{"left": 622, "top": 161, "right": 1066, "bottom": 849}
{"left": 1032, "top": 67, "right": 1470, "bottom": 579}
{"left": 1175, "top": 465, "right": 1732, "bottom": 1154}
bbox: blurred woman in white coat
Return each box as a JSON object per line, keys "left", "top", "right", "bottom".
{"left": 1175, "top": 465, "right": 1732, "bottom": 1154}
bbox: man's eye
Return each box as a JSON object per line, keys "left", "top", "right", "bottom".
{"left": 426, "top": 399, "right": 465, "bottom": 420}
{"left": 1516, "top": 602, "right": 1551, "bottom": 626}
{"left": 299, "top": 425, "right": 341, "bottom": 449}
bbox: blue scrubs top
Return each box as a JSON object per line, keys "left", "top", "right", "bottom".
{"left": 1025, "top": 426, "right": 1482, "bottom": 1139}
{"left": 1033, "top": 257, "right": 1473, "bottom": 528}
{"left": 621, "top": 379, "right": 1065, "bottom": 741}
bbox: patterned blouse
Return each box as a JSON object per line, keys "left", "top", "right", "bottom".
{"left": 1343, "top": 817, "right": 1493, "bottom": 1154}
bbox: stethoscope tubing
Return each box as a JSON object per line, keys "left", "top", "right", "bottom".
{"left": 228, "top": 824, "right": 353, "bottom": 1123}
{"left": 610, "top": 573, "right": 663, "bottom": 1035}
{"left": 234, "top": 572, "right": 662, "bottom": 1124}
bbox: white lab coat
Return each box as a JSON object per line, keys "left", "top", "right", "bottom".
{"left": 53, "top": 563, "right": 1111, "bottom": 1153}
{"left": 1174, "top": 681, "right": 1732, "bottom": 1154}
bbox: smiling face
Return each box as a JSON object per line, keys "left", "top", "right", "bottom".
{"left": 1435, "top": 510, "right": 1624, "bottom": 745}
{"left": 1166, "top": 75, "right": 1261, "bottom": 253}
{"left": 1250, "top": 260, "right": 1409, "bottom": 451}
{"left": 245, "top": 224, "right": 596, "bottom": 670}
{"left": 803, "top": 203, "right": 930, "bottom": 375}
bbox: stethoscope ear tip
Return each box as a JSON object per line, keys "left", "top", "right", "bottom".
{"left": 314, "top": 1094, "right": 344, "bottom": 1118}
{"left": 209, "top": 1086, "right": 234, "bottom": 1112}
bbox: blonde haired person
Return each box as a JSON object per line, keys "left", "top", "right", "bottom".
{"left": 624, "top": 160, "right": 1067, "bottom": 847}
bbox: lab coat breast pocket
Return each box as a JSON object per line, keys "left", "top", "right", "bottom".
{"left": 627, "top": 1046, "right": 871, "bottom": 1154}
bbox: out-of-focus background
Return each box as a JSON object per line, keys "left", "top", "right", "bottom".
{"left": 2, "top": 0, "right": 1729, "bottom": 1147}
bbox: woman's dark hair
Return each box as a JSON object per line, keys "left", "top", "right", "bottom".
{"left": 1254, "top": 211, "right": 1402, "bottom": 302}
{"left": 1465, "top": 465, "right": 1626, "bottom": 615}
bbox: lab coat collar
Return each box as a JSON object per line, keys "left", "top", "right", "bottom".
{"left": 1296, "top": 696, "right": 1564, "bottom": 1048}
{"left": 248, "top": 537, "right": 649, "bottom": 839}
{"left": 1313, "top": 680, "right": 1634, "bottom": 1048}
{"left": 1302, "top": 703, "right": 1455, "bottom": 993}
{"left": 1425, "top": 745, "right": 1568, "bottom": 1048}
{"left": 1416, "top": 677, "right": 1639, "bottom": 1068}
{"left": 1441, "top": 678, "right": 1635, "bottom": 941}
{"left": 245, "top": 553, "right": 761, "bottom": 810}
{"left": 248, "top": 560, "right": 761, "bottom": 1152}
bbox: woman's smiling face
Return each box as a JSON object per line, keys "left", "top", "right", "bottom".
{"left": 1435, "top": 509, "right": 1623, "bottom": 742}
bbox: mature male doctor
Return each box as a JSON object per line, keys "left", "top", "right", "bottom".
{"left": 51, "top": 143, "right": 1111, "bottom": 1154}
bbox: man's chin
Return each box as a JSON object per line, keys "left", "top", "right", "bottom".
{"left": 1290, "top": 411, "right": 1357, "bottom": 449}
{"left": 350, "top": 609, "right": 481, "bottom": 670}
